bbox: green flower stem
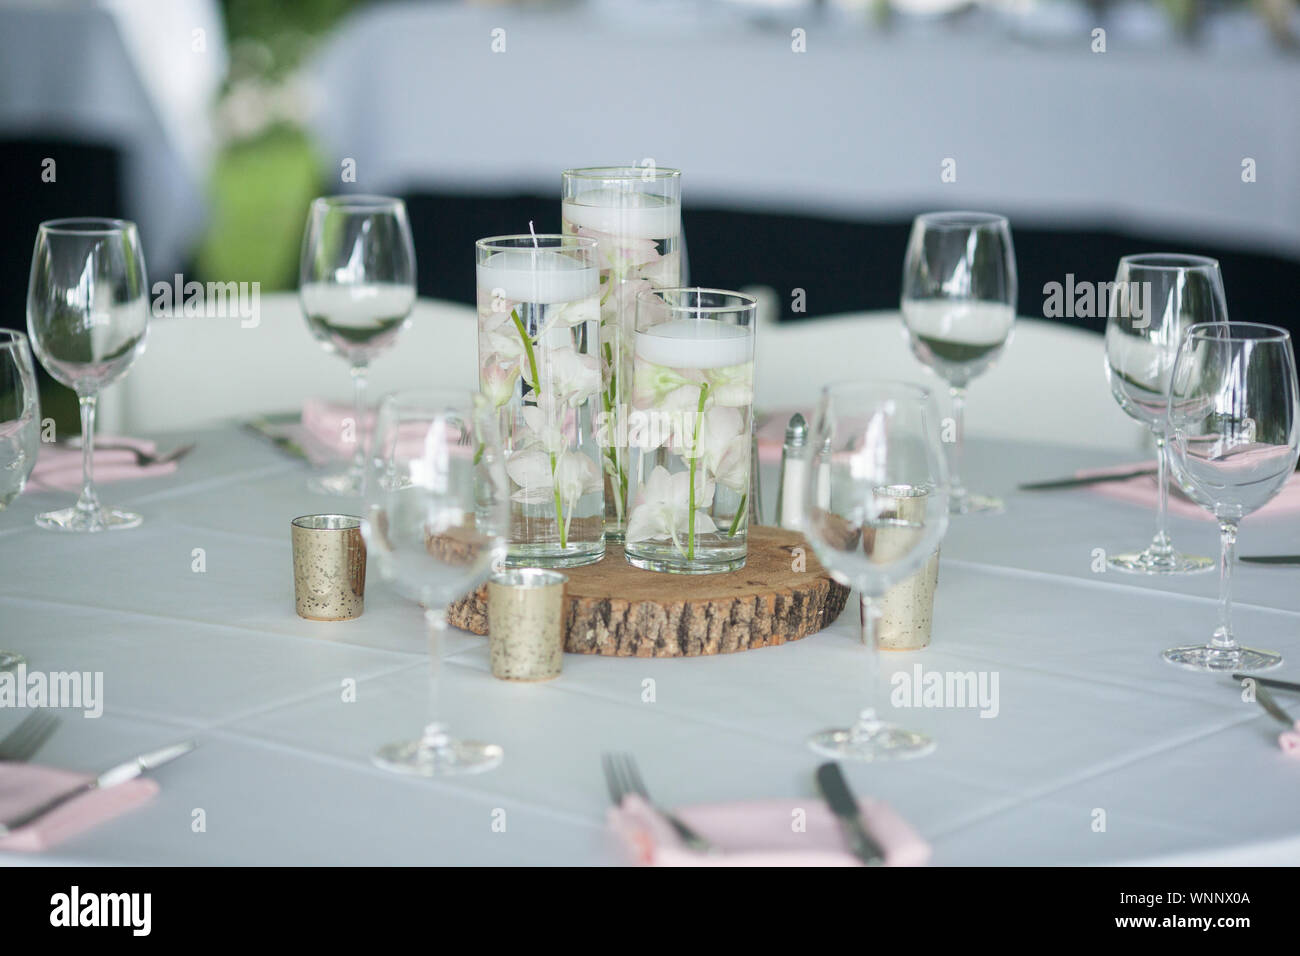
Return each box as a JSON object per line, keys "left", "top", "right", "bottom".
{"left": 688, "top": 382, "right": 710, "bottom": 560}
{"left": 511, "top": 308, "right": 566, "bottom": 549}
{"left": 728, "top": 494, "right": 747, "bottom": 537}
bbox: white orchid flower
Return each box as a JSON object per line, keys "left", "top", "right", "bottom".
{"left": 705, "top": 362, "right": 754, "bottom": 408}
{"left": 625, "top": 465, "right": 717, "bottom": 550}
{"left": 542, "top": 346, "right": 601, "bottom": 406}
{"left": 481, "top": 357, "right": 520, "bottom": 407}
{"left": 698, "top": 405, "right": 749, "bottom": 494}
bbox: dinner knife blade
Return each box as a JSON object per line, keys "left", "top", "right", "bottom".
{"left": 1239, "top": 555, "right": 1300, "bottom": 566}
{"left": 1232, "top": 673, "right": 1300, "bottom": 695}
{"left": 1018, "top": 468, "right": 1157, "bottom": 492}
{"left": 1252, "top": 685, "right": 1295, "bottom": 728}
{"left": 0, "top": 740, "right": 195, "bottom": 836}
{"left": 814, "top": 762, "right": 885, "bottom": 866}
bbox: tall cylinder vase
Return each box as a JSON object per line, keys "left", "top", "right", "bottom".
{"left": 475, "top": 234, "right": 605, "bottom": 568}
{"left": 561, "top": 166, "right": 682, "bottom": 542}
{"left": 624, "top": 288, "right": 756, "bottom": 575}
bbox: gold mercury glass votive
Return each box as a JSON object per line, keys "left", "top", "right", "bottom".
{"left": 872, "top": 486, "right": 941, "bottom": 650}
{"left": 291, "top": 514, "right": 367, "bottom": 621}
{"left": 487, "top": 569, "right": 568, "bottom": 681}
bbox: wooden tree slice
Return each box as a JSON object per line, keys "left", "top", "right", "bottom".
{"left": 448, "top": 526, "right": 849, "bottom": 657}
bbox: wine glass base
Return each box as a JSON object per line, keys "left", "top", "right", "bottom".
{"left": 1108, "top": 550, "right": 1214, "bottom": 576}
{"left": 1161, "top": 644, "right": 1282, "bottom": 673}
{"left": 950, "top": 493, "right": 1003, "bottom": 515}
{"left": 0, "top": 651, "right": 23, "bottom": 671}
{"left": 372, "top": 737, "right": 503, "bottom": 776}
{"left": 807, "top": 725, "right": 936, "bottom": 761}
{"left": 309, "top": 470, "right": 364, "bottom": 496}
{"left": 36, "top": 506, "right": 142, "bottom": 533}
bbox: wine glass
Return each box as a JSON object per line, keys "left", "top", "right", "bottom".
{"left": 300, "top": 195, "right": 416, "bottom": 496}
{"left": 1104, "top": 254, "right": 1227, "bottom": 575}
{"left": 26, "top": 218, "right": 149, "bottom": 532}
{"left": 1163, "top": 323, "right": 1299, "bottom": 672}
{"left": 801, "top": 381, "right": 950, "bottom": 760}
{"left": 901, "top": 212, "right": 1017, "bottom": 514}
{"left": 0, "top": 330, "right": 40, "bottom": 670}
{"left": 361, "top": 388, "right": 508, "bottom": 775}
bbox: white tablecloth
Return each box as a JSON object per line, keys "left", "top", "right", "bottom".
{"left": 1, "top": 428, "right": 1298, "bottom": 865}
{"left": 310, "top": 2, "right": 1300, "bottom": 256}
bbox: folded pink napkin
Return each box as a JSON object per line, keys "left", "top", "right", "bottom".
{"left": 608, "top": 794, "right": 930, "bottom": 867}
{"left": 1081, "top": 461, "right": 1300, "bottom": 522}
{"left": 0, "top": 761, "right": 157, "bottom": 852}
{"left": 301, "top": 398, "right": 449, "bottom": 459}
{"left": 1278, "top": 721, "right": 1300, "bottom": 755}
{"left": 26, "top": 437, "right": 178, "bottom": 493}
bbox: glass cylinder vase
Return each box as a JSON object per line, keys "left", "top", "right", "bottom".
{"left": 475, "top": 235, "right": 605, "bottom": 568}
{"left": 625, "top": 288, "right": 756, "bottom": 574}
{"left": 561, "top": 166, "right": 683, "bottom": 543}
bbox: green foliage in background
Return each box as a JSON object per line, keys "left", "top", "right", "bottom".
{"left": 195, "top": 0, "right": 369, "bottom": 289}
{"left": 196, "top": 127, "right": 323, "bottom": 289}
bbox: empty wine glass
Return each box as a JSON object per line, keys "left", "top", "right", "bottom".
{"left": 802, "top": 381, "right": 950, "bottom": 760}
{"left": 361, "top": 388, "right": 508, "bottom": 775}
{"left": 1105, "top": 254, "right": 1228, "bottom": 574}
{"left": 1164, "top": 323, "right": 1299, "bottom": 672}
{"left": 301, "top": 196, "right": 416, "bottom": 496}
{"left": 0, "top": 330, "right": 39, "bottom": 671}
{"left": 26, "top": 218, "right": 149, "bottom": 532}
{"left": 901, "top": 212, "right": 1017, "bottom": 514}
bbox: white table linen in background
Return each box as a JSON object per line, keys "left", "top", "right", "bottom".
{"left": 309, "top": 3, "right": 1300, "bottom": 257}
{"left": 0, "top": 0, "right": 226, "bottom": 275}
{"left": 0, "top": 427, "right": 1298, "bottom": 865}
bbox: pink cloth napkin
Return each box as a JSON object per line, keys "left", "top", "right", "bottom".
{"left": 25, "top": 437, "right": 178, "bottom": 493}
{"left": 1277, "top": 721, "right": 1300, "bottom": 755}
{"left": 608, "top": 794, "right": 930, "bottom": 867}
{"left": 0, "top": 761, "right": 157, "bottom": 852}
{"left": 301, "top": 398, "right": 456, "bottom": 460}
{"left": 1080, "top": 461, "right": 1300, "bottom": 522}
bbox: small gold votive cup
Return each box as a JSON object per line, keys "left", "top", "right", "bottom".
{"left": 874, "top": 485, "right": 940, "bottom": 651}
{"left": 291, "top": 514, "right": 367, "bottom": 621}
{"left": 487, "top": 569, "right": 568, "bottom": 681}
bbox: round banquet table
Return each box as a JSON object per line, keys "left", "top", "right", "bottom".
{"left": 1, "top": 427, "right": 1298, "bottom": 865}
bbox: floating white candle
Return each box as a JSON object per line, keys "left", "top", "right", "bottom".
{"left": 561, "top": 190, "right": 681, "bottom": 240}
{"left": 636, "top": 318, "right": 752, "bottom": 370}
{"left": 476, "top": 250, "right": 599, "bottom": 304}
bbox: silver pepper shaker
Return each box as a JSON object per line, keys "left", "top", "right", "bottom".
{"left": 775, "top": 413, "right": 808, "bottom": 530}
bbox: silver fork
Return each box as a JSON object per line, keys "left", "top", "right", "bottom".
{"left": 61, "top": 439, "right": 196, "bottom": 468}
{"left": 602, "top": 752, "right": 714, "bottom": 853}
{"left": 0, "top": 711, "right": 60, "bottom": 762}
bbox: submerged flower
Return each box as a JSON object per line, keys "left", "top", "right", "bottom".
{"left": 631, "top": 361, "right": 705, "bottom": 411}
{"left": 625, "top": 465, "right": 717, "bottom": 550}
{"left": 704, "top": 362, "right": 754, "bottom": 408}
{"left": 698, "top": 405, "right": 749, "bottom": 493}
{"left": 542, "top": 346, "right": 601, "bottom": 407}
{"left": 505, "top": 449, "right": 601, "bottom": 506}
{"left": 481, "top": 357, "right": 520, "bottom": 407}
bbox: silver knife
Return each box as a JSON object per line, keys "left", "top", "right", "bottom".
{"left": 815, "top": 762, "right": 885, "bottom": 866}
{"left": 1018, "top": 467, "right": 1157, "bottom": 492}
{"left": 1252, "top": 685, "right": 1295, "bottom": 728}
{"left": 1239, "top": 555, "right": 1300, "bottom": 566}
{"left": 1233, "top": 673, "right": 1300, "bottom": 695}
{"left": 0, "top": 740, "right": 195, "bottom": 836}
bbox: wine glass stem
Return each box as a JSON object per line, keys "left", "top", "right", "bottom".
{"left": 1150, "top": 432, "right": 1173, "bottom": 557}
{"left": 349, "top": 361, "right": 369, "bottom": 480}
{"left": 422, "top": 607, "right": 449, "bottom": 750}
{"left": 1214, "top": 520, "right": 1239, "bottom": 650}
{"left": 856, "top": 593, "right": 883, "bottom": 732}
{"left": 948, "top": 386, "right": 968, "bottom": 502}
{"left": 76, "top": 393, "right": 101, "bottom": 517}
